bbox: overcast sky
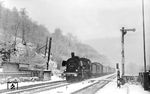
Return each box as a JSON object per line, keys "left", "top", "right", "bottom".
{"left": 3, "top": 0, "right": 150, "bottom": 41}
{"left": 3, "top": 0, "right": 150, "bottom": 73}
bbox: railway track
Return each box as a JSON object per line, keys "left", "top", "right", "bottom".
{"left": 0, "top": 74, "right": 116, "bottom": 94}
{"left": 71, "top": 74, "right": 116, "bottom": 94}
{"left": 0, "top": 80, "right": 69, "bottom": 94}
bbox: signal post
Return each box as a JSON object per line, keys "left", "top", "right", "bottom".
{"left": 120, "top": 27, "right": 135, "bottom": 77}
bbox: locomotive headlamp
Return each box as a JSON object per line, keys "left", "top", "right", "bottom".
{"left": 74, "top": 74, "right": 77, "bottom": 76}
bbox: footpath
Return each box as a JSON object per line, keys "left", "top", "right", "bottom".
{"left": 95, "top": 78, "right": 149, "bottom": 94}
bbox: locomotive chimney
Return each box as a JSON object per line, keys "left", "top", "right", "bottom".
{"left": 71, "top": 52, "right": 75, "bottom": 57}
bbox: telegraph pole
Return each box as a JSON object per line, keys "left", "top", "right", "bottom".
{"left": 120, "top": 27, "right": 135, "bottom": 77}
{"left": 142, "top": 0, "right": 147, "bottom": 72}
{"left": 141, "top": 0, "right": 148, "bottom": 90}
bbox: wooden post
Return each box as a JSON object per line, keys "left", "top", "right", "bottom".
{"left": 47, "top": 37, "right": 52, "bottom": 70}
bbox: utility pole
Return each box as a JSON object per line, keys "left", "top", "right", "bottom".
{"left": 47, "top": 37, "right": 52, "bottom": 70}
{"left": 141, "top": 0, "right": 148, "bottom": 90}
{"left": 120, "top": 27, "right": 135, "bottom": 77}
{"left": 142, "top": 0, "right": 147, "bottom": 72}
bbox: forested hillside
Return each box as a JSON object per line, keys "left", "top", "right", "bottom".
{"left": 0, "top": 3, "right": 110, "bottom": 69}
{"left": 0, "top": 3, "right": 49, "bottom": 45}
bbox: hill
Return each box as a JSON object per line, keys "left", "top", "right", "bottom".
{"left": 0, "top": 3, "right": 111, "bottom": 69}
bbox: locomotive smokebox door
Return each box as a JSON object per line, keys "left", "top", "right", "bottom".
{"left": 62, "top": 61, "right": 67, "bottom": 66}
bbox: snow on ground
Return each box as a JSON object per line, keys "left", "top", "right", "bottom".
{"left": 4, "top": 73, "right": 148, "bottom": 94}
{"left": 96, "top": 78, "right": 149, "bottom": 94}
{"left": 0, "top": 75, "right": 64, "bottom": 90}
{"left": 36, "top": 74, "right": 115, "bottom": 94}
{"left": 51, "top": 75, "right": 64, "bottom": 81}
{"left": 36, "top": 79, "right": 97, "bottom": 94}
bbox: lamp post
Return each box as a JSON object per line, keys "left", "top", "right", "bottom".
{"left": 120, "top": 27, "right": 135, "bottom": 77}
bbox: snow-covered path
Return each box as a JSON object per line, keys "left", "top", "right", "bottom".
{"left": 96, "top": 78, "right": 149, "bottom": 94}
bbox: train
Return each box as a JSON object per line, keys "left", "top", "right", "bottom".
{"left": 62, "top": 52, "right": 115, "bottom": 81}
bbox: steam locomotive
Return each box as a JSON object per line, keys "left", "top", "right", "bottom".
{"left": 62, "top": 52, "right": 115, "bottom": 81}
